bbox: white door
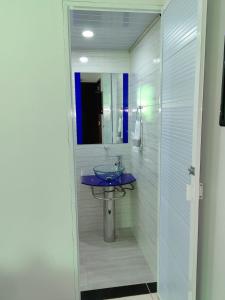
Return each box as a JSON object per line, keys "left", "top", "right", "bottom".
{"left": 159, "top": 0, "right": 207, "bottom": 299}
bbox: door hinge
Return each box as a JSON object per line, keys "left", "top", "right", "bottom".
{"left": 199, "top": 182, "right": 204, "bottom": 200}
{"left": 188, "top": 166, "right": 195, "bottom": 176}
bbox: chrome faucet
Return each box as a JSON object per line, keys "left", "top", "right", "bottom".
{"left": 115, "top": 155, "right": 122, "bottom": 169}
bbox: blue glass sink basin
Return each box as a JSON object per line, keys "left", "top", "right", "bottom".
{"left": 81, "top": 173, "right": 136, "bottom": 187}
{"left": 93, "top": 164, "right": 125, "bottom": 182}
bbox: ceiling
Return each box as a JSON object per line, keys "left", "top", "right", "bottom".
{"left": 70, "top": 10, "right": 159, "bottom": 51}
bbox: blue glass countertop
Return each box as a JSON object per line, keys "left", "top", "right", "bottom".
{"left": 81, "top": 173, "right": 136, "bottom": 187}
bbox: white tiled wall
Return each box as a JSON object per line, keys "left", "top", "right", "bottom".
{"left": 129, "top": 19, "right": 161, "bottom": 280}
{"left": 72, "top": 50, "right": 133, "bottom": 233}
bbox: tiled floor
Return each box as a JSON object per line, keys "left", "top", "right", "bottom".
{"left": 79, "top": 229, "right": 154, "bottom": 291}
{"left": 107, "top": 294, "right": 158, "bottom": 300}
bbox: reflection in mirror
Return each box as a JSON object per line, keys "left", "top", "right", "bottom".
{"left": 75, "top": 72, "right": 128, "bottom": 145}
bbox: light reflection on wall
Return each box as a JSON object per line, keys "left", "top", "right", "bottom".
{"left": 137, "top": 84, "right": 155, "bottom": 122}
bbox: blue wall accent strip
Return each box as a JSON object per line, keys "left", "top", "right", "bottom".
{"left": 74, "top": 72, "right": 83, "bottom": 144}
{"left": 123, "top": 73, "right": 129, "bottom": 143}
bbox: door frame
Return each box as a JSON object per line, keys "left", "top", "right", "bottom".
{"left": 187, "top": 0, "right": 207, "bottom": 298}
{"left": 62, "top": 0, "right": 206, "bottom": 299}
{"left": 62, "top": 2, "right": 162, "bottom": 300}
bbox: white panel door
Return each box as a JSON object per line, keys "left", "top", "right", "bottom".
{"left": 159, "top": 0, "right": 207, "bottom": 299}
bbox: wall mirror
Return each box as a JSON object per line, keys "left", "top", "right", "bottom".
{"left": 75, "top": 72, "right": 128, "bottom": 144}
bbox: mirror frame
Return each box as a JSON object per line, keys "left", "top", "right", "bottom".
{"left": 74, "top": 72, "right": 129, "bottom": 144}
{"left": 219, "top": 39, "right": 225, "bottom": 127}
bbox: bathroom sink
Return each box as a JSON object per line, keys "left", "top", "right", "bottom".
{"left": 93, "top": 164, "right": 125, "bottom": 182}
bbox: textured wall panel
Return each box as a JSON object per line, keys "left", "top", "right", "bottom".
{"left": 162, "top": 0, "right": 198, "bottom": 60}
{"left": 159, "top": 0, "right": 198, "bottom": 299}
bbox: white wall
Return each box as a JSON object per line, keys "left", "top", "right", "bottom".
{"left": 129, "top": 19, "right": 161, "bottom": 280}
{"left": 71, "top": 50, "right": 130, "bottom": 73}
{"left": 72, "top": 50, "right": 132, "bottom": 233}
{"left": 197, "top": 0, "right": 225, "bottom": 299}
{"left": 0, "top": 1, "right": 78, "bottom": 300}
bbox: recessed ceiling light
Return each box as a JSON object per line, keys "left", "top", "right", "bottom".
{"left": 80, "top": 56, "right": 88, "bottom": 63}
{"left": 82, "top": 30, "right": 94, "bottom": 38}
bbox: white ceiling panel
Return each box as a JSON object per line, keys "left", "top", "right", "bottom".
{"left": 70, "top": 10, "right": 159, "bottom": 51}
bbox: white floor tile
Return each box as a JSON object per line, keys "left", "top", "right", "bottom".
{"left": 79, "top": 229, "right": 154, "bottom": 291}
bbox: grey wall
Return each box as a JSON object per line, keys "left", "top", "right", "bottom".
{"left": 197, "top": 0, "right": 225, "bottom": 299}
{"left": 0, "top": 1, "right": 79, "bottom": 299}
